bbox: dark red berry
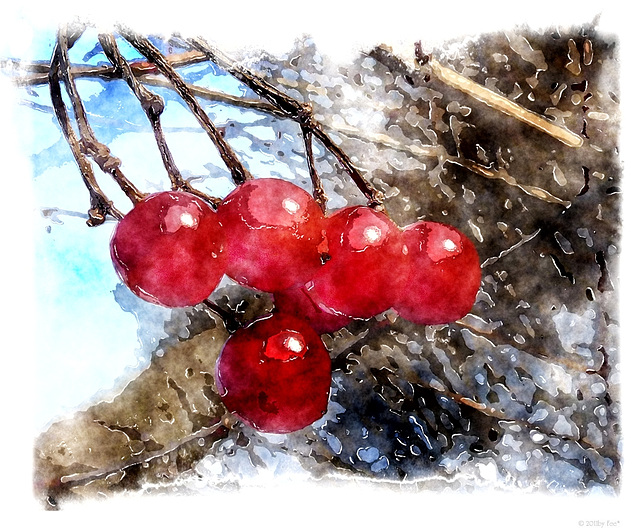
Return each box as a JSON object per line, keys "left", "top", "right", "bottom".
{"left": 273, "top": 284, "right": 352, "bottom": 334}
{"left": 215, "top": 313, "right": 332, "bottom": 433}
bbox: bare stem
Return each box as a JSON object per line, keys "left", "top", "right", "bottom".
{"left": 97, "top": 33, "right": 219, "bottom": 206}
{"left": 56, "top": 25, "right": 145, "bottom": 204}
{"left": 48, "top": 41, "right": 121, "bottom": 225}
{"left": 187, "top": 36, "right": 385, "bottom": 209}
{"left": 302, "top": 126, "right": 327, "bottom": 212}
{"left": 118, "top": 27, "right": 251, "bottom": 186}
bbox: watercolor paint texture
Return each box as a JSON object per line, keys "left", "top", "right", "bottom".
{"left": 0, "top": 13, "right": 628, "bottom": 516}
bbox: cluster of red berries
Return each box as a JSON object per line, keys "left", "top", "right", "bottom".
{"left": 109, "top": 178, "right": 481, "bottom": 433}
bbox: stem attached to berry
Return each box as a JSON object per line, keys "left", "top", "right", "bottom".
{"left": 119, "top": 27, "right": 252, "bottom": 187}
{"left": 187, "top": 37, "right": 386, "bottom": 210}
{"left": 97, "top": 33, "right": 220, "bottom": 207}
{"left": 301, "top": 126, "right": 328, "bottom": 212}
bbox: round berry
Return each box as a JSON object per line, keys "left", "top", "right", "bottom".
{"left": 305, "top": 206, "right": 404, "bottom": 319}
{"left": 110, "top": 191, "right": 226, "bottom": 307}
{"left": 273, "top": 284, "right": 352, "bottom": 334}
{"left": 215, "top": 313, "right": 332, "bottom": 433}
{"left": 394, "top": 221, "right": 481, "bottom": 324}
{"left": 216, "top": 178, "right": 325, "bottom": 293}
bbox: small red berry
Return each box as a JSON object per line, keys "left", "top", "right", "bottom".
{"left": 394, "top": 221, "right": 481, "bottom": 324}
{"left": 216, "top": 178, "right": 325, "bottom": 293}
{"left": 215, "top": 313, "right": 332, "bottom": 433}
{"left": 110, "top": 191, "right": 226, "bottom": 307}
{"left": 305, "top": 206, "right": 404, "bottom": 319}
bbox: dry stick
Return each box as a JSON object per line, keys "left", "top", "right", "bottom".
{"left": 98, "top": 33, "right": 180, "bottom": 184}
{"left": 97, "top": 33, "right": 218, "bottom": 206}
{"left": 119, "top": 29, "right": 251, "bottom": 186}
{"left": 187, "top": 37, "right": 386, "bottom": 209}
{"left": 56, "top": 419, "right": 231, "bottom": 490}
{"left": 12, "top": 50, "right": 208, "bottom": 86}
{"left": 427, "top": 57, "right": 584, "bottom": 149}
{"left": 48, "top": 45, "right": 121, "bottom": 225}
{"left": 57, "top": 26, "right": 145, "bottom": 205}
{"left": 302, "top": 126, "right": 328, "bottom": 211}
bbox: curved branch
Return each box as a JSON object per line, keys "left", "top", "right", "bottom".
{"left": 118, "top": 27, "right": 251, "bottom": 186}
{"left": 56, "top": 24, "right": 145, "bottom": 205}
{"left": 187, "top": 36, "right": 385, "bottom": 209}
{"left": 48, "top": 41, "right": 121, "bottom": 224}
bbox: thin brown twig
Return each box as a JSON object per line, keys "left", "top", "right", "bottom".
{"left": 56, "top": 25, "right": 145, "bottom": 204}
{"left": 97, "top": 33, "right": 219, "bottom": 206}
{"left": 302, "top": 126, "right": 327, "bottom": 212}
{"left": 9, "top": 50, "right": 208, "bottom": 86}
{"left": 186, "top": 36, "right": 386, "bottom": 209}
{"left": 118, "top": 27, "right": 251, "bottom": 186}
{"left": 48, "top": 40, "right": 121, "bottom": 225}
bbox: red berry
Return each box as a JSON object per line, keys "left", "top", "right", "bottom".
{"left": 394, "top": 221, "right": 481, "bottom": 324}
{"left": 110, "top": 191, "right": 226, "bottom": 307}
{"left": 273, "top": 284, "right": 352, "bottom": 334}
{"left": 215, "top": 313, "right": 332, "bottom": 433}
{"left": 305, "top": 206, "right": 404, "bottom": 319}
{"left": 216, "top": 178, "right": 325, "bottom": 293}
